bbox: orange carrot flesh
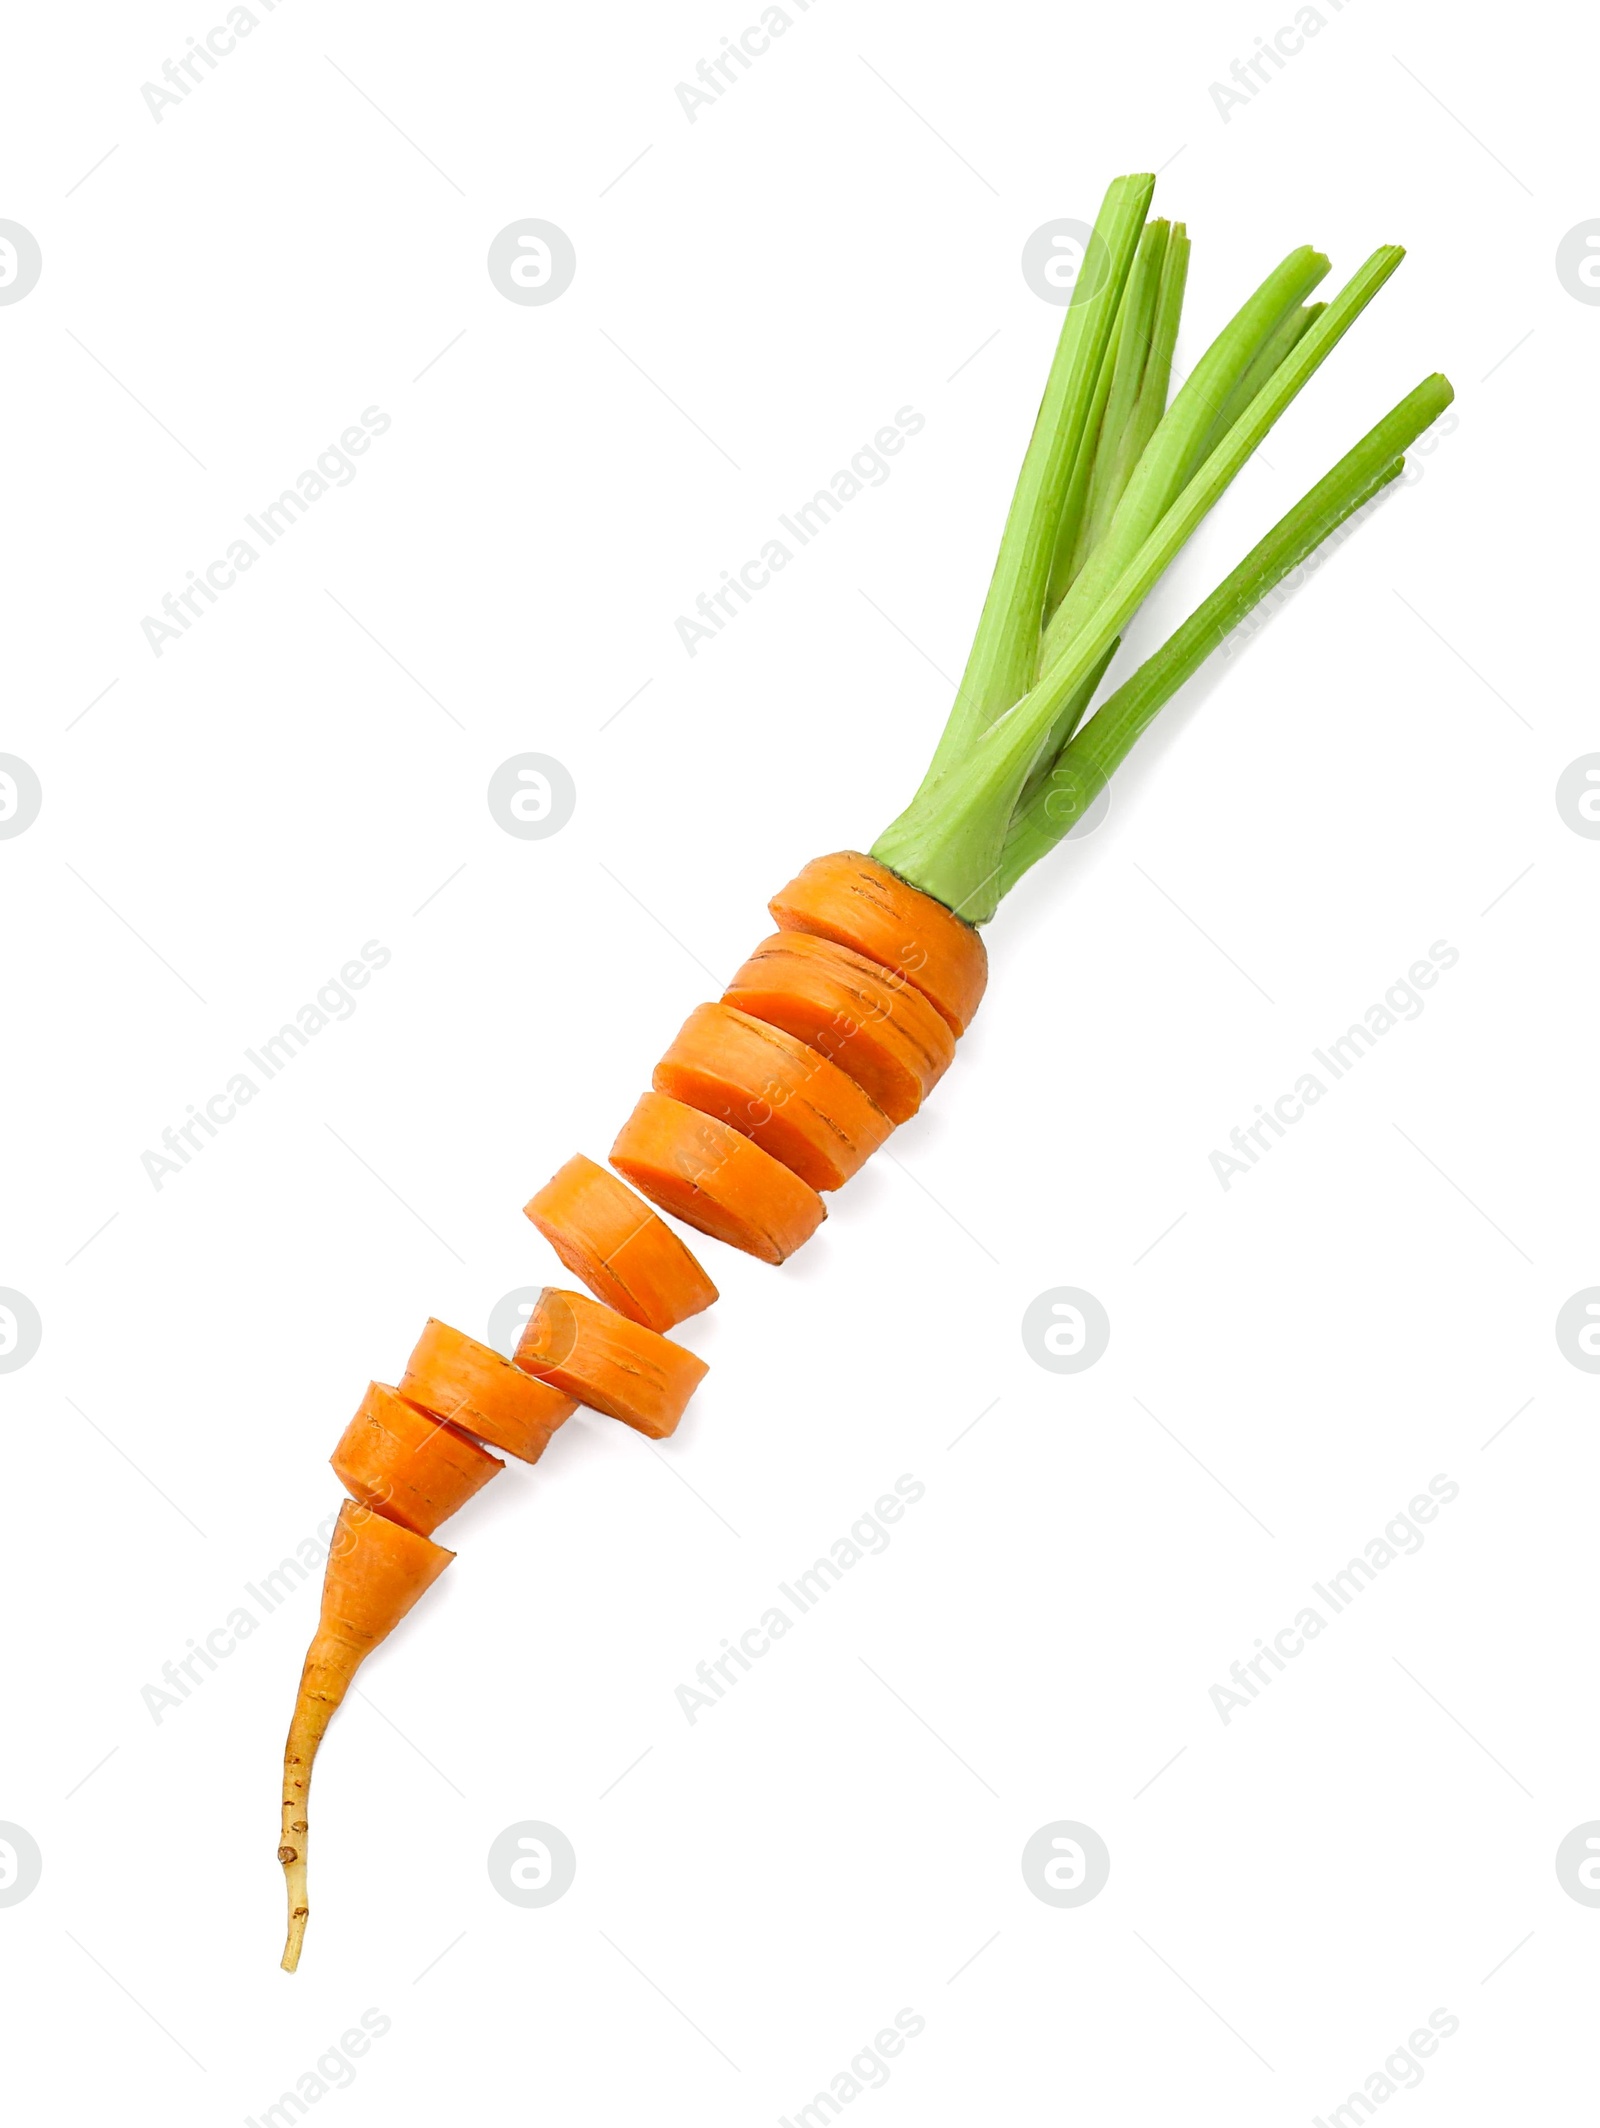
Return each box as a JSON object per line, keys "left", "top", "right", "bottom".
{"left": 399, "top": 1318, "right": 576, "bottom": 1463}
{"left": 723, "top": 931, "right": 956, "bottom": 1124}
{"left": 654, "top": 1001, "right": 892, "bottom": 1192}
{"left": 514, "top": 1286, "right": 708, "bottom": 1439}
{"left": 611, "top": 1090, "right": 826, "bottom": 1264}
{"left": 524, "top": 1154, "right": 718, "bottom": 1333}
{"left": 769, "top": 849, "right": 989, "bottom": 1035}
{"left": 280, "top": 1501, "right": 453, "bottom": 1971}
{"left": 330, "top": 1381, "right": 504, "bottom": 1537}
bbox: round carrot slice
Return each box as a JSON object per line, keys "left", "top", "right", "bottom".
{"left": 399, "top": 1318, "right": 575, "bottom": 1463}
{"left": 610, "top": 1090, "right": 825, "bottom": 1265}
{"left": 769, "top": 850, "right": 988, "bottom": 1034}
{"left": 515, "top": 1287, "right": 708, "bottom": 1440}
{"left": 722, "top": 931, "right": 956, "bottom": 1124}
{"left": 654, "top": 1002, "right": 891, "bottom": 1192}
{"left": 331, "top": 1382, "right": 503, "bottom": 1537}
{"left": 524, "top": 1154, "right": 718, "bottom": 1333}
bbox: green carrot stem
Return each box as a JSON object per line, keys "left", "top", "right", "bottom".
{"left": 1000, "top": 463, "right": 1401, "bottom": 891}
{"left": 997, "top": 370, "right": 1455, "bottom": 890}
{"left": 1188, "top": 300, "right": 1324, "bottom": 479}
{"left": 908, "top": 173, "right": 1153, "bottom": 796}
{"left": 1039, "top": 244, "right": 1333, "bottom": 679}
{"left": 1012, "top": 636, "right": 1121, "bottom": 816}
{"left": 1114, "top": 224, "right": 1191, "bottom": 510}
{"left": 1064, "top": 219, "right": 1171, "bottom": 586}
{"left": 1034, "top": 224, "right": 1186, "bottom": 777}
{"left": 1044, "top": 298, "right": 1125, "bottom": 617}
{"left": 872, "top": 245, "right": 1408, "bottom": 922}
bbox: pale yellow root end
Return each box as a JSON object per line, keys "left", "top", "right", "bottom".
{"left": 280, "top": 1855, "right": 309, "bottom": 1972}
{"left": 279, "top": 1647, "right": 344, "bottom": 1977}
{"left": 276, "top": 1500, "right": 455, "bottom": 1969}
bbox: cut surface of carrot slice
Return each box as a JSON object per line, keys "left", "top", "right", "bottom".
{"left": 769, "top": 850, "right": 988, "bottom": 1034}
{"left": 515, "top": 1287, "right": 707, "bottom": 1440}
{"left": 524, "top": 1153, "right": 718, "bottom": 1333}
{"left": 330, "top": 1381, "right": 504, "bottom": 1537}
{"left": 722, "top": 931, "right": 956, "bottom": 1123}
{"left": 611, "top": 1090, "right": 825, "bottom": 1265}
{"left": 654, "top": 1002, "right": 891, "bottom": 1192}
{"left": 399, "top": 1317, "right": 575, "bottom": 1463}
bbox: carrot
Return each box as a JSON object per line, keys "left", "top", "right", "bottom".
{"left": 514, "top": 1287, "right": 708, "bottom": 1439}
{"left": 331, "top": 1382, "right": 504, "bottom": 1537}
{"left": 611, "top": 1090, "right": 825, "bottom": 1263}
{"left": 722, "top": 931, "right": 955, "bottom": 1124}
{"left": 280, "top": 174, "right": 1453, "bottom": 1967}
{"left": 399, "top": 1317, "right": 575, "bottom": 1463}
{"left": 769, "top": 851, "right": 989, "bottom": 1035}
{"left": 524, "top": 1154, "right": 718, "bottom": 1333}
{"left": 280, "top": 1501, "right": 453, "bottom": 1971}
{"left": 654, "top": 1001, "right": 892, "bottom": 1192}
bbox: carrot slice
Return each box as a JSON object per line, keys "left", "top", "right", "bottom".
{"left": 769, "top": 850, "right": 988, "bottom": 1034}
{"left": 654, "top": 1001, "right": 892, "bottom": 1192}
{"left": 723, "top": 931, "right": 956, "bottom": 1124}
{"left": 399, "top": 1318, "right": 575, "bottom": 1463}
{"left": 611, "top": 1090, "right": 826, "bottom": 1264}
{"left": 330, "top": 1381, "right": 504, "bottom": 1537}
{"left": 515, "top": 1287, "right": 708, "bottom": 1440}
{"left": 281, "top": 1500, "right": 453, "bottom": 1970}
{"left": 524, "top": 1154, "right": 718, "bottom": 1333}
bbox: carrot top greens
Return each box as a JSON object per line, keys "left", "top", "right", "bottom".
{"left": 871, "top": 173, "right": 1453, "bottom": 924}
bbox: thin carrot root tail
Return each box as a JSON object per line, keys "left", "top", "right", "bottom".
{"left": 282, "top": 1897, "right": 309, "bottom": 1974}
{"left": 278, "top": 1502, "right": 454, "bottom": 1972}
{"left": 279, "top": 1636, "right": 351, "bottom": 1970}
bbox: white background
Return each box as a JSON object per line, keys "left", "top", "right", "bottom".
{"left": 3, "top": 2, "right": 1595, "bottom": 2121}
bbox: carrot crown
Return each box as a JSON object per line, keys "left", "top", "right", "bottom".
{"left": 870, "top": 174, "right": 1452, "bottom": 924}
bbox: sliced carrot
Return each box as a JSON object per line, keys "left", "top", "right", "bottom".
{"left": 515, "top": 1287, "right": 708, "bottom": 1440}
{"left": 723, "top": 931, "right": 956, "bottom": 1124}
{"left": 654, "top": 1001, "right": 892, "bottom": 1192}
{"left": 524, "top": 1154, "right": 718, "bottom": 1333}
{"left": 281, "top": 1500, "right": 453, "bottom": 1970}
{"left": 330, "top": 1381, "right": 504, "bottom": 1537}
{"left": 611, "top": 1090, "right": 826, "bottom": 1264}
{"left": 769, "top": 850, "right": 989, "bottom": 1034}
{"left": 399, "top": 1317, "right": 575, "bottom": 1463}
